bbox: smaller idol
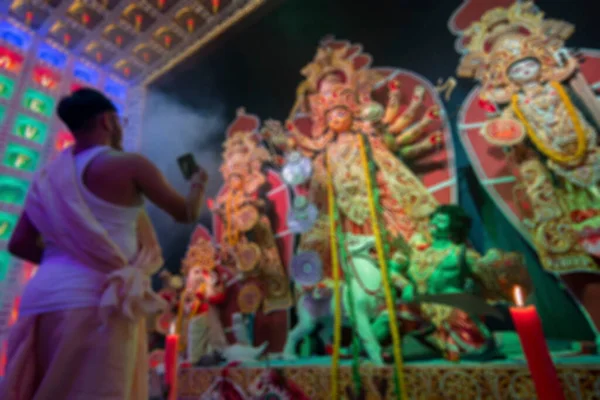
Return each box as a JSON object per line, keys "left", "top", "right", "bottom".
{"left": 451, "top": 0, "right": 600, "bottom": 336}
{"left": 211, "top": 109, "right": 293, "bottom": 316}
{"left": 180, "top": 236, "right": 229, "bottom": 364}
{"left": 209, "top": 110, "right": 294, "bottom": 354}
{"left": 455, "top": 1, "right": 600, "bottom": 270}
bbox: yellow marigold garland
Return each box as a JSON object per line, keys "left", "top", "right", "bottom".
{"left": 326, "top": 153, "right": 343, "bottom": 399}
{"left": 224, "top": 192, "right": 239, "bottom": 247}
{"left": 511, "top": 81, "right": 587, "bottom": 165}
{"left": 358, "top": 134, "right": 408, "bottom": 399}
{"left": 176, "top": 293, "right": 186, "bottom": 351}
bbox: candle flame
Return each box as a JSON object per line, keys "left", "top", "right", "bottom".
{"left": 169, "top": 321, "right": 176, "bottom": 335}
{"left": 513, "top": 285, "right": 524, "bottom": 307}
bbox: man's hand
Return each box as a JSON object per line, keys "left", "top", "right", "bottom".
{"left": 191, "top": 169, "right": 208, "bottom": 187}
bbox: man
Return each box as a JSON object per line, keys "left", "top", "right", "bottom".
{"left": 1, "top": 88, "right": 206, "bottom": 399}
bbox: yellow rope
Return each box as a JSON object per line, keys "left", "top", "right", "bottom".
{"left": 225, "top": 193, "right": 232, "bottom": 246}
{"left": 358, "top": 134, "right": 408, "bottom": 399}
{"left": 176, "top": 293, "right": 186, "bottom": 352}
{"left": 224, "top": 192, "right": 239, "bottom": 247}
{"left": 326, "top": 152, "right": 343, "bottom": 400}
{"left": 511, "top": 81, "right": 587, "bottom": 165}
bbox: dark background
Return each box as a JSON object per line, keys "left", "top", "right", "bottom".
{"left": 151, "top": 0, "right": 600, "bottom": 126}
{"left": 142, "top": 0, "right": 600, "bottom": 339}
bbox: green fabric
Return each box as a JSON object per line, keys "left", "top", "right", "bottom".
{"left": 299, "top": 337, "right": 313, "bottom": 357}
{"left": 334, "top": 192, "right": 362, "bottom": 395}
{"left": 326, "top": 153, "right": 362, "bottom": 395}
{"left": 365, "top": 137, "right": 402, "bottom": 400}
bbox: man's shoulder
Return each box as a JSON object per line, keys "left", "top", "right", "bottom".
{"left": 108, "top": 151, "right": 157, "bottom": 175}
{"left": 108, "top": 150, "right": 148, "bottom": 164}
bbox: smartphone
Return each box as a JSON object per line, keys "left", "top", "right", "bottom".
{"left": 177, "top": 153, "right": 200, "bottom": 181}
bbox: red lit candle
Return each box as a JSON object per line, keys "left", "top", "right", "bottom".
{"left": 164, "top": 323, "right": 179, "bottom": 398}
{"left": 509, "top": 286, "right": 565, "bottom": 400}
{"left": 212, "top": 0, "right": 220, "bottom": 13}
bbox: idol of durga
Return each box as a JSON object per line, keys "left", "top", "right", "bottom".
{"left": 260, "top": 38, "right": 453, "bottom": 365}
{"left": 265, "top": 43, "right": 446, "bottom": 259}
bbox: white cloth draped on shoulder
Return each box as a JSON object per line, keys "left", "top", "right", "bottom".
{"left": 0, "top": 148, "right": 168, "bottom": 400}
{"left": 24, "top": 149, "right": 167, "bottom": 321}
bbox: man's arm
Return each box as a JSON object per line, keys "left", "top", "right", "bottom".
{"left": 128, "top": 154, "right": 205, "bottom": 223}
{"left": 8, "top": 212, "right": 44, "bottom": 264}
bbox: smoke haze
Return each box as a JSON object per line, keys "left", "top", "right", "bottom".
{"left": 139, "top": 90, "right": 227, "bottom": 270}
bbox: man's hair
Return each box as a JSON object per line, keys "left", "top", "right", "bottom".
{"left": 57, "top": 88, "right": 117, "bottom": 134}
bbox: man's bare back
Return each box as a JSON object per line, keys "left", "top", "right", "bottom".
{"left": 81, "top": 150, "right": 144, "bottom": 207}
{"left": 81, "top": 149, "right": 205, "bottom": 223}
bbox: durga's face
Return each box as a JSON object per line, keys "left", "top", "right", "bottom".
{"left": 326, "top": 106, "right": 353, "bottom": 133}
{"left": 507, "top": 58, "right": 541, "bottom": 85}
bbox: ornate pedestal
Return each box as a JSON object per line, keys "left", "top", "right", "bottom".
{"left": 178, "top": 359, "right": 600, "bottom": 399}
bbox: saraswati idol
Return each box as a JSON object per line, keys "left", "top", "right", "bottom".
{"left": 179, "top": 235, "right": 229, "bottom": 363}
{"left": 450, "top": 0, "right": 600, "bottom": 332}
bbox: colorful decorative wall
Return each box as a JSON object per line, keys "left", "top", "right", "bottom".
{"left": 0, "top": 0, "right": 271, "bottom": 374}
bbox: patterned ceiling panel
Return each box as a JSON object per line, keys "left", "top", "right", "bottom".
{"left": 2, "top": 0, "right": 267, "bottom": 84}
